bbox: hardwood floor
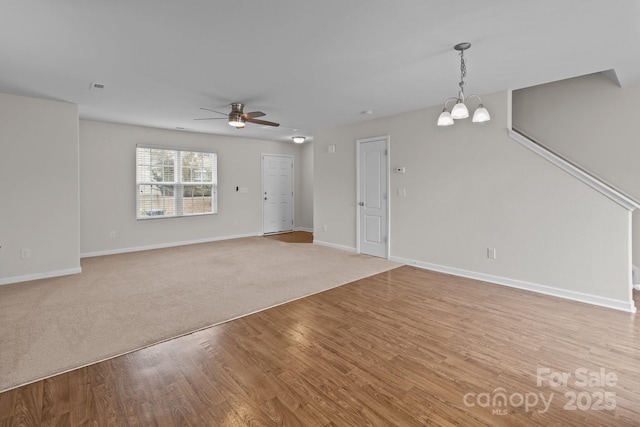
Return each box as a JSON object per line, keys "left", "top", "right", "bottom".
{"left": 1, "top": 256, "right": 639, "bottom": 425}
{"left": 263, "top": 231, "right": 313, "bottom": 244}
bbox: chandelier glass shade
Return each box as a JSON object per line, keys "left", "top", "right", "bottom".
{"left": 437, "top": 42, "right": 490, "bottom": 126}
{"left": 451, "top": 100, "right": 469, "bottom": 119}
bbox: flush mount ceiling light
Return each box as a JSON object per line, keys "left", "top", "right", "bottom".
{"left": 292, "top": 136, "right": 305, "bottom": 144}
{"left": 437, "top": 42, "right": 490, "bottom": 127}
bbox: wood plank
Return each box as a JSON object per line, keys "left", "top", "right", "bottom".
{"left": 0, "top": 388, "right": 17, "bottom": 423}
{"left": 7, "top": 381, "right": 43, "bottom": 426}
{"left": 41, "top": 374, "right": 70, "bottom": 427}
{"left": 67, "top": 367, "right": 93, "bottom": 426}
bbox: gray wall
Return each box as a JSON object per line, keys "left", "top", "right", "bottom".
{"left": 0, "top": 93, "right": 80, "bottom": 283}
{"left": 313, "top": 90, "right": 633, "bottom": 310}
{"left": 513, "top": 72, "right": 640, "bottom": 266}
{"left": 79, "top": 120, "right": 311, "bottom": 255}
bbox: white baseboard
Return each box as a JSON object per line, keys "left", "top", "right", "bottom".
{"left": 0, "top": 267, "right": 82, "bottom": 286}
{"left": 294, "top": 227, "right": 314, "bottom": 233}
{"left": 80, "top": 232, "right": 263, "bottom": 258}
{"left": 390, "top": 256, "right": 637, "bottom": 313}
{"left": 313, "top": 240, "right": 356, "bottom": 253}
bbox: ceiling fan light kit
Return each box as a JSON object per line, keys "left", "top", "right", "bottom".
{"left": 228, "top": 112, "right": 245, "bottom": 128}
{"left": 292, "top": 136, "right": 305, "bottom": 144}
{"left": 437, "top": 42, "right": 490, "bottom": 127}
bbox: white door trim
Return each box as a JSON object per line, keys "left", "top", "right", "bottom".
{"left": 261, "top": 153, "right": 295, "bottom": 235}
{"left": 356, "top": 135, "right": 390, "bottom": 258}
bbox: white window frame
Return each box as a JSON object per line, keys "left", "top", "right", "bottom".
{"left": 136, "top": 144, "right": 217, "bottom": 220}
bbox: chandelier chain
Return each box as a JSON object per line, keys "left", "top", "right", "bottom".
{"left": 459, "top": 50, "right": 467, "bottom": 89}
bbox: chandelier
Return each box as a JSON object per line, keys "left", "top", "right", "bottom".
{"left": 437, "top": 42, "right": 490, "bottom": 126}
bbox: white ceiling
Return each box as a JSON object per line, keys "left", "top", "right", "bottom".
{"left": 2, "top": 0, "right": 640, "bottom": 143}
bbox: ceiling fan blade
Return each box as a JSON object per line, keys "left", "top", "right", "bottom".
{"left": 193, "top": 117, "right": 227, "bottom": 121}
{"left": 200, "top": 107, "right": 227, "bottom": 116}
{"left": 243, "top": 111, "right": 265, "bottom": 119}
{"left": 246, "top": 118, "right": 280, "bottom": 127}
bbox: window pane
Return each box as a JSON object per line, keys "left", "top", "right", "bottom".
{"left": 137, "top": 148, "right": 175, "bottom": 183}
{"left": 153, "top": 149, "right": 174, "bottom": 182}
{"left": 182, "top": 151, "right": 214, "bottom": 183}
{"left": 138, "top": 184, "right": 175, "bottom": 217}
{"left": 182, "top": 185, "right": 213, "bottom": 215}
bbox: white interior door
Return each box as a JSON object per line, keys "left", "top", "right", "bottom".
{"left": 358, "top": 137, "right": 389, "bottom": 258}
{"left": 262, "top": 154, "right": 294, "bottom": 234}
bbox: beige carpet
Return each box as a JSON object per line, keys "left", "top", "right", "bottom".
{"left": 0, "top": 237, "right": 399, "bottom": 392}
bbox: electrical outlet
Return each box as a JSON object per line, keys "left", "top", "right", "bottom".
{"left": 20, "top": 248, "right": 31, "bottom": 259}
{"left": 109, "top": 231, "right": 116, "bottom": 238}
{"left": 323, "top": 225, "right": 328, "bottom": 232}
{"left": 487, "top": 248, "right": 496, "bottom": 260}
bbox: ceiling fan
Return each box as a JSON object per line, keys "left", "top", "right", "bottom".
{"left": 195, "top": 103, "right": 280, "bottom": 129}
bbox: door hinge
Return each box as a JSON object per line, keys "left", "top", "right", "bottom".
{"left": 384, "top": 236, "right": 388, "bottom": 243}
{"left": 384, "top": 149, "right": 388, "bottom": 155}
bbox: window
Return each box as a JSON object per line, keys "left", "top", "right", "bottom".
{"left": 136, "top": 145, "right": 217, "bottom": 219}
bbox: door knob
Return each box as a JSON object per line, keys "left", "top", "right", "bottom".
{"left": 358, "top": 202, "right": 364, "bottom": 206}
{"left": 265, "top": 197, "right": 268, "bottom": 200}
